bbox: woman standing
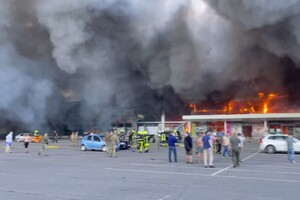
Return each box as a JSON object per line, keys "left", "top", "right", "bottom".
{"left": 5, "top": 131, "right": 13, "bottom": 153}
{"left": 24, "top": 133, "right": 32, "bottom": 153}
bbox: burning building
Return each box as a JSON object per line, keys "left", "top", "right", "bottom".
{"left": 184, "top": 92, "right": 300, "bottom": 139}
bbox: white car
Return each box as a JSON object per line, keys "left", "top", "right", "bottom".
{"left": 259, "top": 134, "right": 300, "bottom": 154}
{"left": 15, "top": 133, "right": 31, "bottom": 142}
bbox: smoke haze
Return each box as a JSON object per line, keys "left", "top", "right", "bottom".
{"left": 1, "top": 0, "right": 300, "bottom": 131}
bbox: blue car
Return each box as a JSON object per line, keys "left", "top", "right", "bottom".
{"left": 80, "top": 134, "right": 131, "bottom": 152}
{"left": 81, "top": 134, "right": 108, "bottom": 151}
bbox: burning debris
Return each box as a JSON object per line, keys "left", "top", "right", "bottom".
{"left": 0, "top": 0, "right": 300, "bottom": 131}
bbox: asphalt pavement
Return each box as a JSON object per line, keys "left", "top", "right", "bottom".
{"left": 0, "top": 139, "right": 299, "bottom": 200}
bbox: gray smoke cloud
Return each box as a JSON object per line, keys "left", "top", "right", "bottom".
{"left": 1, "top": 0, "right": 300, "bottom": 131}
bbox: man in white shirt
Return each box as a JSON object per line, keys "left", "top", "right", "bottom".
{"left": 237, "top": 133, "right": 245, "bottom": 161}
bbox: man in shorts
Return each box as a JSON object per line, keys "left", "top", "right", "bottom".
{"left": 24, "top": 133, "right": 32, "bottom": 153}
{"left": 195, "top": 132, "right": 204, "bottom": 164}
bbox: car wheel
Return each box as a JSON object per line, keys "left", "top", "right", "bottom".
{"left": 102, "top": 146, "right": 107, "bottom": 152}
{"left": 266, "top": 145, "right": 276, "bottom": 154}
{"left": 81, "top": 145, "right": 87, "bottom": 151}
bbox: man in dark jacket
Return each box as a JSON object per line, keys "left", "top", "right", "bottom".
{"left": 184, "top": 132, "right": 193, "bottom": 163}
{"left": 168, "top": 132, "right": 178, "bottom": 163}
{"left": 230, "top": 133, "right": 241, "bottom": 168}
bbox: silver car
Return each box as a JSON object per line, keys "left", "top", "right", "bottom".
{"left": 259, "top": 134, "right": 300, "bottom": 154}
{"left": 15, "top": 133, "right": 31, "bottom": 142}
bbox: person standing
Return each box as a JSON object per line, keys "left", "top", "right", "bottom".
{"left": 5, "top": 131, "right": 13, "bottom": 153}
{"left": 24, "top": 133, "right": 31, "bottom": 153}
{"left": 237, "top": 133, "right": 245, "bottom": 161}
{"left": 216, "top": 134, "right": 223, "bottom": 154}
{"left": 202, "top": 131, "right": 214, "bottom": 168}
{"left": 287, "top": 134, "right": 296, "bottom": 163}
{"left": 184, "top": 132, "right": 193, "bottom": 163}
{"left": 195, "top": 133, "right": 204, "bottom": 164}
{"left": 38, "top": 133, "right": 49, "bottom": 156}
{"left": 74, "top": 132, "right": 79, "bottom": 147}
{"left": 230, "top": 133, "right": 241, "bottom": 168}
{"left": 154, "top": 132, "right": 161, "bottom": 150}
{"left": 109, "top": 131, "right": 119, "bottom": 157}
{"left": 167, "top": 132, "right": 178, "bottom": 163}
{"left": 105, "top": 131, "right": 112, "bottom": 155}
{"left": 70, "top": 132, "right": 75, "bottom": 146}
{"left": 222, "top": 134, "right": 232, "bottom": 157}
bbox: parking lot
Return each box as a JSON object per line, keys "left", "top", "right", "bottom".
{"left": 0, "top": 140, "right": 299, "bottom": 200}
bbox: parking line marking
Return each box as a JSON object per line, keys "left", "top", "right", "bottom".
{"left": 158, "top": 195, "right": 170, "bottom": 200}
{"left": 106, "top": 168, "right": 210, "bottom": 177}
{"left": 131, "top": 163, "right": 213, "bottom": 169}
{"left": 225, "top": 168, "right": 300, "bottom": 175}
{"left": 216, "top": 174, "right": 300, "bottom": 183}
{"left": 211, "top": 165, "right": 233, "bottom": 176}
{"left": 239, "top": 164, "right": 299, "bottom": 169}
{"left": 211, "top": 150, "right": 260, "bottom": 176}
{"left": 106, "top": 168, "right": 300, "bottom": 183}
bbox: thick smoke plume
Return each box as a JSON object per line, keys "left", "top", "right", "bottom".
{"left": 1, "top": 0, "right": 300, "bottom": 131}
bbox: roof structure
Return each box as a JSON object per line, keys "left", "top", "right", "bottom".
{"left": 182, "top": 113, "right": 300, "bottom": 122}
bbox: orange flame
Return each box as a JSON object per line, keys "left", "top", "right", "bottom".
{"left": 263, "top": 101, "right": 268, "bottom": 113}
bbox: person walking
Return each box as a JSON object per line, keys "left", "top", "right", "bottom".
{"left": 195, "top": 132, "right": 204, "bottom": 164}
{"left": 202, "top": 131, "right": 215, "bottom": 168}
{"left": 230, "top": 133, "right": 241, "bottom": 168}
{"left": 51, "top": 130, "right": 59, "bottom": 143}
{"left": 24, "top": 133, "right": 31, "bottom": 153}
{"left": 70, "top": 132, "right": 75, "bottom": 146}
{"left": 109, "top": 131, "right": 119, "bottom": 157}
{"left": 38, "top": 133, "right": 49, "bottom": 156}
{"left": 222, "top": 134, "right": 232, "bottom": 157}
{"left": 184, "top": 132, "right": 193, "bottom": 163}
{"left": 287, "top": 134, "right": 296, "bottom": 163}
{"left": 5, "top": 131, "right": 13, "bottom": 153}
{"left": 167, "top": 132, "right": 178, "bottom": 163}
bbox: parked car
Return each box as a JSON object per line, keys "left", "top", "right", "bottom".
{"left": 81, "top": 134, "right": 107, "bottom": 151}
{"left": 80, "top": 134, "right": 131, "bottom": 151}
{"left": 259, "top": 134, "right": 300, "bottom": 154}
{"left": 15, "top": 133, "right": 29, "bottom": 142}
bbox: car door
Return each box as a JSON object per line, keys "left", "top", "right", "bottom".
{"left": 93, "top": 136, "right": 103, "bottom": 150}
{"left": 293, "top": 138, "right": 300, "bottom": 152}
{"left": 85, "top": 135, "right": 93, "bottom": 150}
{"left": 276, "top": 136, "right": 287, "bottom": 151}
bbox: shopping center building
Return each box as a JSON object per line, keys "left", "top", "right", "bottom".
{"left": 182, "top": 113, "right": 300, "bottom": 139}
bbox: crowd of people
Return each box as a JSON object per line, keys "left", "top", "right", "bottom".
{"left": 1, "top": 129, "right": 297, "bottom": 165}
{"left": 167, "top": 131, "right": 248, "bottom": 168}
